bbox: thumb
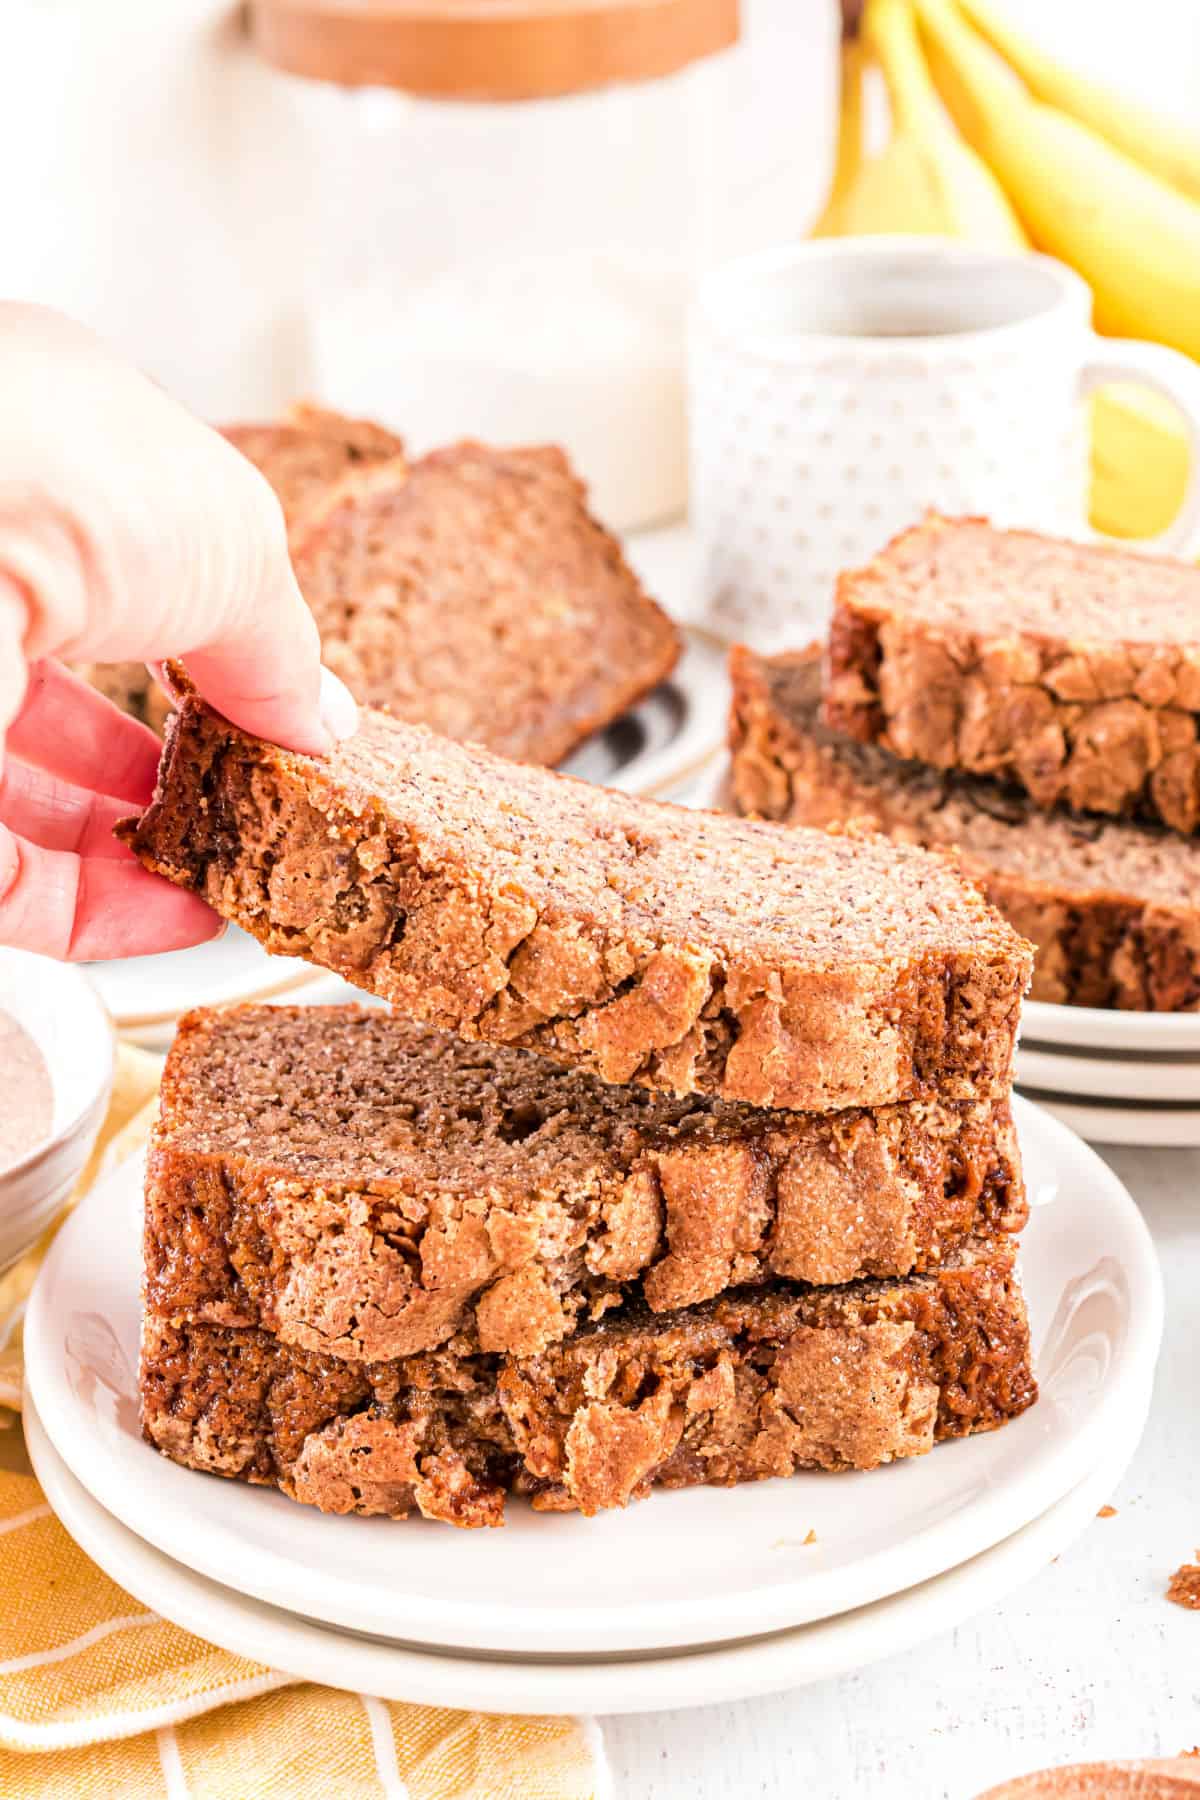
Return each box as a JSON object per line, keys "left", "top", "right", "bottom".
{"left": 178, "top": 555, "right": 358, "bottom": 754}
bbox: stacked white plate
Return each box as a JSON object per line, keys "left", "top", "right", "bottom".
{"left": 91, "top": 626, "right": 728, "bottom": 1050}
{"left": 24, "top": 1097, "right": 1163, "bottom": 1714}
{"left": 1016, "top": 1002, "right": 1200, "bottom": 1147}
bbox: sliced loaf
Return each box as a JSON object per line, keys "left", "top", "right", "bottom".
{"left": 824, "top": 513, "right": 1200, "bottom": 832}
{"left": 732, "top": 644, "right": 1200, "bottom": 1010}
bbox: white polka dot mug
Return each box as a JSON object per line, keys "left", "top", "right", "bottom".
{"left": 686, "top": 237, "right": 1200, "bottom": 651}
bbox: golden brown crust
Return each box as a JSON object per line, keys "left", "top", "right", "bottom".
{"left": 140, "top": 1240, "right": 1036, "bottom": 1526}
{"left": 823, "top": 514, "right": 1200, "bottom": 833}
{"left": 145, "top": 1004, "right": 1026, "bottom": 1360}
{"left": 117, "top": 690, "right": 1032, "bottom": 1111}
{"left": 730, "top": 643, "right": 1200, "bottom": 1011}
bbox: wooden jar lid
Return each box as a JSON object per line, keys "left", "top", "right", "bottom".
{"left": 975, "top": 1761, "right": 1200, "bottom": 1799}
{"left": 248, "top": 0, "right": 740, "bottom": 100}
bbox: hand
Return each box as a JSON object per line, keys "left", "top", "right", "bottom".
{"left": 0, "top": 304, "right": 357, "bottom": 961}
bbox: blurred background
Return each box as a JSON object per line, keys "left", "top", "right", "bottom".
{"left": 2, "top": 0, "right": 1198, "bottom": 527}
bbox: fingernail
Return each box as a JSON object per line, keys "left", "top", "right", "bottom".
{"left": 319, "top": 666, "right": 358, "bottom": 745}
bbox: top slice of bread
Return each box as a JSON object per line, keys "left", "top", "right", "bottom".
{"left": 118, "top": 684, "right": 1032, "bottom": 1111}
{"left": 823, "top": 513, "right": 1200, "bottom": 832}
{"left": 285, "top": 439, "right": 682, "bottom": 766}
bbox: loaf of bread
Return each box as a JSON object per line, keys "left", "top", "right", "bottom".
{"left": 140, "top": 1239, "right": 1035, "bottom": 1526}
{"left": 287, "top": 439, "right": 682, "bottom": 765}
{"left": 823, "top": 514, "right": 1200, "bottom": 832}
{"left": 118, "top": 683, "right": 1033, "bottom": 1110}
{"left": 146, "top": 1004, "right": 1027, "bottom": 1361}
{"left": 731, "top": 644, "right": 1200, "bottom": 1011}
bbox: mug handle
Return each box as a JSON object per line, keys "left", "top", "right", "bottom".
{"left": 1079, "top": 335, "right": 1200, "bottom": 557}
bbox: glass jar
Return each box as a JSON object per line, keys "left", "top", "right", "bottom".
{"left": 249, "top": 0, "right": 828, "bottom": 527}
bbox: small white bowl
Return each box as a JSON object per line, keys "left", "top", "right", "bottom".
{"left": 0, "top": 950, "right": 115, "bottom": 1272}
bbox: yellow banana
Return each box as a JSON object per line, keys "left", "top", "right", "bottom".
{"left": 959, "top": 0, "right": 1200, "bottom": 204}
{"left": 833, "top": 0, "right": 1026, "bottom": 244}
{"left": 811, "top": 38, "right": 867, "bottom": 237}
{"left": 1090, "top": 386, "right": 1190, "bottom": 540}
{"left": 914, "top": 0, "right": 1200, "bottom": 358}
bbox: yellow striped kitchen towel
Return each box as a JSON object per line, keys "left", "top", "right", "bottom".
{"left": 0, "top": 1044, "right": 606, "bottom": 1798}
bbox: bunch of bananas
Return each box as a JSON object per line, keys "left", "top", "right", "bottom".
{"left": 814, "top": 0, "right": 1200, "bottom": 540}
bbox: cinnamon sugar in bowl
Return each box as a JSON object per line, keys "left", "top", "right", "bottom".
{"left": 0, "top": 951, "right": 114, "bottom": 1272}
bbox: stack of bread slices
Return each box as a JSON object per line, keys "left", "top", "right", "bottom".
{"left": 120, "top": 676, "right": 1037, "bottom": 1528}
{"left": 730, "top": 514, "right": 1200, "bottom": 1014}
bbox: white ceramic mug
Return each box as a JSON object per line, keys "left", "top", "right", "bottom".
{"left": 687, "top": 237, "right": 1200, "bottom": 650}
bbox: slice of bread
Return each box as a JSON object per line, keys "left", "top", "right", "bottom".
{"left": 146, "top": 1003, "right": 1026, "bottom": 1361}
{"left": 286, "top": 439, "right": 681, "bottom": 765}
{"left": 223, "top": 402, "right": 405, "bottom": 534}
{"left": 118, "top": 682, "right": 1033, "bottom": 1110}
{"left": 140, "top": 1238, "right": 1036, "bottom": 1526}
{"left": 731, "top": 644, "right": 1200, "bottom": 1011}
{"left": 824, "top": 514, "right": 1200, "bottom": 832}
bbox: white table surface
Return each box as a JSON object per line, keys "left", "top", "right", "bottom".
{"left": 600, "top": 1145, "right": 1199, "bottom": 1799}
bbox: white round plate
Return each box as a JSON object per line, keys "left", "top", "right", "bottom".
{"left": 1018, "top": 1092, "right": 1200, "bottom": 1149}
{"left": 1015, "top": 1045, "right": 1200, "bottom": 1105}
{"left": 1021, "top": 999, "right": 1200, "bottom": 1054}
{"left": 23, "top": 1386, "right": 1149, "bottom": 1716}
{"left": 25, "top": 1097, "right": 1163, "bottom": 1657}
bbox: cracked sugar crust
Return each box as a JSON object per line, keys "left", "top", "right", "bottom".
{"left": 146, "top": 1004, "right": 1027, "bottom": 1361}
{"left": 117, "top": 689, "right": 1032, "bottom": 1112}
{"left": 731, "top": 645, "right": 1200, "bottom": 1011}
{"left": 139, "top": 1239, "right": 1036, "bottom": 1527}
{"left": 287, "top": 440, "right": 682, "bottom": 768}
{"left": 823, "top": 514, "right": 1200, "bottom": 832}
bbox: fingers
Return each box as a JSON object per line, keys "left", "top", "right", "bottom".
{"left": 0, "top": 758, "right": 134, "bottom": 859}
{"left": 0, "top": 822, "right": 221, "bottom": 961}
{"left": 6, "top": 662, "right": 161, "bottom": 804}
{"left": 185, "top": 621, "right": 358, "bottom": 755}
{"left": 0, "top": 310, "right": 348, "bottom": 757}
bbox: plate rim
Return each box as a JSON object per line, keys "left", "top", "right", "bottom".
{"left": 22, "top": 1385, "right": 1149, "bottom": 1717}
{"left": 24, "top": 1095, "right": 1164, "bottom": 1656}
{"left": 1020, "top": 1092, "right": 1200, "bottom": 1148}
{"left": 1014, "top": 1044, "right": 1200, "bottom": 1104}
{"left": 1021, "top": 998, "right": 1200, "bottom": 1053}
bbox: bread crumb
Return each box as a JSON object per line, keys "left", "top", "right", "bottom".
{"left": 804, "top": 1528, "right": 818, "bottom": 1546}
{"left": 1097, "top": 1504, "right": 1118, "bottom": 1518}
{"left": 1167, "top": 1564, "right": 1200, "bottom": 1610}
